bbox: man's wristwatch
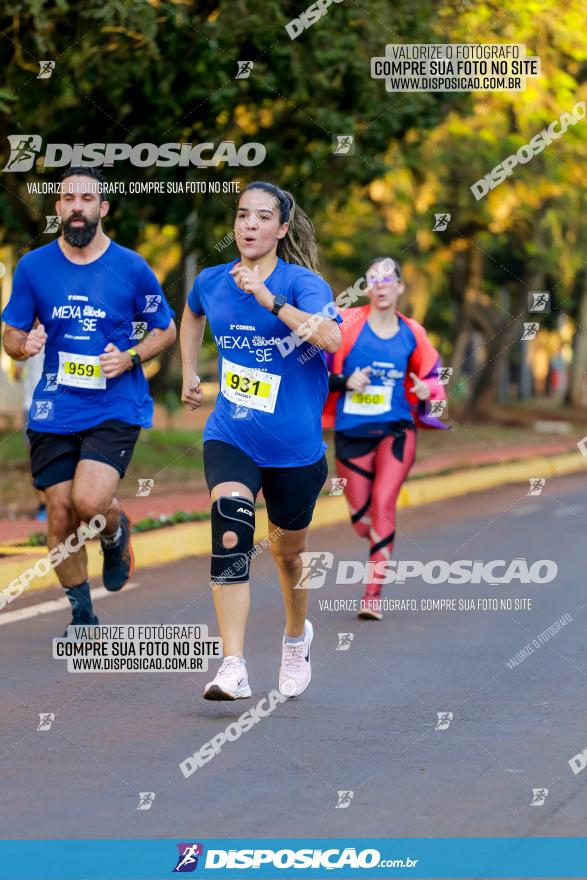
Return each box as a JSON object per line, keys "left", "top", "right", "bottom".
{"left": 271, "top": 294, "right": 287, "bottom": 316}
{"left": 128, "top": 347, "right": 142, "bottom": 368}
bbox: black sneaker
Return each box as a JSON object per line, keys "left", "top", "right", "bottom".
{"left": 62, "top": 612, "right": 99, "bottom": 638}
{"left": 101, "top": 511, "right": 134, "bottom": 591}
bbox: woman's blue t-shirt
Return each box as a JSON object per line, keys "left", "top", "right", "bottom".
{"left": 334, "top": 317, "right": 417, "bottom": 433}
{"left": 187, "top": 257, "right": 340, "bottom": 467}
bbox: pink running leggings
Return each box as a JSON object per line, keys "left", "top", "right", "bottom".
{"left": 335, "top": 431, "right": 416, "bottom": 596}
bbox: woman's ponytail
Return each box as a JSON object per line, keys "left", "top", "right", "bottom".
{"left": 278, "top": 190, "right": 319, "bottom": 273}
{"left": 241, "top": 181, "right": 319, "bottom": 273}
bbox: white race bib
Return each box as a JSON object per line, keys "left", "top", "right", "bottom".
{"left": 342, "top": 384, "right": 392, "bottom": 416}
{"left": 57, "top": 351, "right": 106, "bottom": 390}
{"left": 220, "top": 357, "right": 280, "bottom": 414}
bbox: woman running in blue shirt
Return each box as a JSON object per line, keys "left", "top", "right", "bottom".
{"left": 323, "top": 257, "right": 447, "bottom": 620}
{"left": 180, "top": 182, "right": 342, "bottom": 700}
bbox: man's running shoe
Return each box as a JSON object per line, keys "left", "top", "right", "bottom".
{"left": 62, "top": 613, "right": 99, "bottom": 638}
{"left": 204, "top": 656, "right": 251, "bottom": 700}
{"left": 279, "top": 619, "right": 313, "bottom": 697}
{"left": 358, "top": 591, "right": 383, "bottom": 621}
{"left": 101, "top": 511, "right": 134, "bottom": 591}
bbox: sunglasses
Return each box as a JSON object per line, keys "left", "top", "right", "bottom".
{"left": 367, "top": 274, "right": 401, "bottom": 285}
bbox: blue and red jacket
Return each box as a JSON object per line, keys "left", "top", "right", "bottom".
{"left": 322, "top": 305, "right": 448, "bottom": 430}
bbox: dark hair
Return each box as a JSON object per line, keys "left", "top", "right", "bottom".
{"left": 368, "top": 256, "right": 403, "bottom": 281}
{"left": 58, "top": 166, "right": 107, "bottom": 201}
{"left": 240, "top": 181, "right": 319, "bottom": 273}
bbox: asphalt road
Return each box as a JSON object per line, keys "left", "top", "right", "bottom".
{"left": 1, "top": 474, "right": 586, "bottom": 844}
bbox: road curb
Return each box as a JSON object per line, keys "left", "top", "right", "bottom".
{"left": 1, "top": 450, "right": 584, "bottom": 594}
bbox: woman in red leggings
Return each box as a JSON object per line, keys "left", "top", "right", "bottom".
{"left": 323, "top": 257, "right": 447, "bottom": 619}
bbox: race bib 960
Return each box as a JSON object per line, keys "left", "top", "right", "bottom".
{"left": 342, "top": 384, "right": 392, "bottom": 416}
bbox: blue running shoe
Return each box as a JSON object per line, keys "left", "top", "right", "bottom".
{"left": 101, "top": 511, "right": 134, "bottom": 591}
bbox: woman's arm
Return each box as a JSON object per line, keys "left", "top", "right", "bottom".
{"left": 328, "top": 366, "right": 372, "bottom": 392}
{"left": 230, "top": 263, "right": 342, "bottom": 354}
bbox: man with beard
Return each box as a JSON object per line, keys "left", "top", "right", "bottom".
{"left": 2, "top": 167, "right": 176, "bottom": 632}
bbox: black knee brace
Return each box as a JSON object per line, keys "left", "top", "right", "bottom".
{"left": 210, "top": 496, "right": 255, "bottom": 584}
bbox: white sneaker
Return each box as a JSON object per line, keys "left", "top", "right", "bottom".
{"left": 279, "top": 620, "right": 313, "bottom": 697}
{"left": 204, "top": 655, "right": 251, "bottom": 700}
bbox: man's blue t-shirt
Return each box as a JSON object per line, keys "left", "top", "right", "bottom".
{"left": 335, "top": 317, "right": 416, "bottom": 433}
{"left": 187, "top": 258, "right": 341, "bottom": 467}
{"left": 1, "top": 239, "right": 174, "bottom": 433}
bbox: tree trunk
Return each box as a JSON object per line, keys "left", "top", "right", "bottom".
{"left": 467, "top": 298, "right": 523, "bottom": 420}
{"left": 468, "top": 254, "right": 546, "bottom": 420}
{"left": 449, "top": 247, "right": 479, "bottom": 381}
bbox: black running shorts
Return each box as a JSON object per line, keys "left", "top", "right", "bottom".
{"left": 27, "top": 419, "right": 141, "bottom": 489}
{"left": 203, "top": 440, "right": 328, "bottom": 531}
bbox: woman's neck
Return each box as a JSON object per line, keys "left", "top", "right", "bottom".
{"left": 239, "top": 252, "right": 278, "bottom": 281}
{"left": 367, "top": 304, "right": 399, "bottom": 338}
{"left": 368, "top": 303, "right": 398, "bottom": 324}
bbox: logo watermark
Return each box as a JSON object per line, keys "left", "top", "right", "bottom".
{"left": 294, "top": 552, "right": 558, "bottom": 588}
{"left": 143, "top": 294, "right": 161, "bottom": 313}
{"left": 435, "top": 712, "right": 453, "bottom": 730}
{"left": 329, "top": 477, "right": 347, "bottom": 496}
{"left": 38, "top": 61, "right": 55, "bottom": 79}
{"left": 436, "top": 366, "right": 453, "bottom": 386}
{"left": 211, "top": 525, "right": 284, "bottom": 588}
{"left": 471, "top": 102, "right": 585, "bottom": 200}
{"left": 528, "top": 291, "right": 550, "bottom": 314}
{"left": 53, "top": 624, "right": 220, "bottom": 674}
{"left": 235, "top": 61, "right": 254, "bottom": 79}
{"left": 0, "top": 516, "right": 106, "bottom": 612}
{"left": 282, "top": 260, "right": 396, "bottom": 359}
{"left": 137, "top": 792, "right": 156, "bottom": 811}
{"left": 136, "top": 478, "right": 155, "bottom": 497}
{"left": 286, "top": 0, "right": 344, "bottom": 40}
{"left": 2, "top": 137, "right": 266, "bottom": 172}
{"left": 336, "top": 632, "right": 354, "bottom": 651}
{"left": 332, "top": 135, "right": 354, "bottom": 155}
{"left": 130, "top": 321, "right": 148, "bottom": 340}
{"left": 521, "top": 322, "right": 540, "bottom": 341}
{"left": 570, "top": 747, "right": 587, "bottom": 776}
{"left": 506, "top": 613, "right": 572, "bottom": 670}
{"left": 527, "top": 478, "right": 545, "bottom": 496}
{"left": 37, "top": 713, "right": 55, "bottom": 731}
{"left": 173, "top": 843, "right": 204, "bottom": 873}
{"left": 179, "top": 689, "right": 287, "bottom": 778}
{"left": 372, "top": 44, "right": 540, "bottom": 92}
{"left": 44, "top": 215, "right": 61, "bottom": 233}
{"left": 335, "top": 790, "right": 354, "bottom": 808}
{"left": 432, "top": 213, "right": 451, "bottom": 231}
{"left": 530, "top": 788, "right": 549, "bottom": 806}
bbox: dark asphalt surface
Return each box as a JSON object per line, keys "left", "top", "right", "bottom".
{"left": 1, "top": 474, "right": 586, "bottom": 848}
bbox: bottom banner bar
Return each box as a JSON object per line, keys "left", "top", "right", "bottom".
{"left": 1, "top": 837, "right": 586, "bottom": 879}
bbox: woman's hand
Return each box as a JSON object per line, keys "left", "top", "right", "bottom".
{"left": 229, "top": 263, "right": 273, "bottom": 310}
{"left": 345, "top": 366, "right": 372, "bottom": 392}
{"left": 409, "top": 371, "right": 431, "bottom": 401}
{"left": 181, "top": 373, "right": 203, "bottom": 410}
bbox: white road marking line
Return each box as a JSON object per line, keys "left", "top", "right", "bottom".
{"left": 511, "top": 505, "right": 541, "bottom": 516}
{"left": 0, "top": 582, "right": 140, "bottom": 627}
{"left": 553, "top": 505, "right": 584, "bottom": 518}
